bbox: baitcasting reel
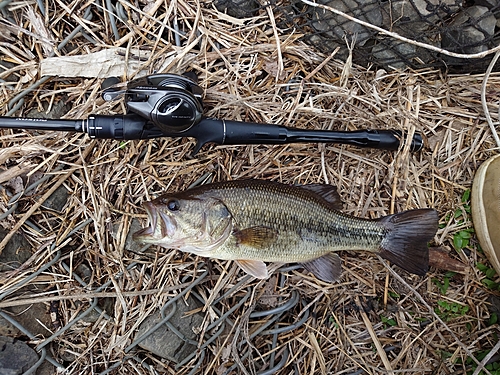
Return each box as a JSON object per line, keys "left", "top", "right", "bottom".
{"left": 0, "top": 73, "right": 424, "bottom": 154}
{"left": 102, "top": 73, "right": 204, "bottom": 134}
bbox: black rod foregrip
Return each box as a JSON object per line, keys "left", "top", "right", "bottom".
{"left": 0, "top": 115, "right": 164, "bottom": 140}
{"left": 83, "top": 115, "right": 164, "bottom": 139}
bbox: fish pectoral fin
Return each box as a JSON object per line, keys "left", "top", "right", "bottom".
{"left": 301, "top": 253, "right": 342, "bottom": 282}
{"left": 233, "top": 226, "right": 278, "bottom": 249}
{"left": 235, "top": 260, "right": 269, "bottom": 279}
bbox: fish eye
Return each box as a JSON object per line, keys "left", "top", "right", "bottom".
{"left": 164, "top": 198, "right": 180, "bottom": 211}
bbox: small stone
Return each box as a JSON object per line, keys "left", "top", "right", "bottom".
{"left": 411, "top": 0, "right": 461, "bottom": 19}
{"left": 213, "top": 0, "right": 259, "bottom": 18}
{"left": 125, "top": 218, "right": 147, "bottom": 253}
{"left": 371, "top": 39, "right": 417, "bottom": 70}
{"left": 79, "top": 297, "right": 115, "bottom": 323}
{"left": 0, "top": 336, "right": 39, "bottom": 375}
{"left": 34, "top": 362, "right": 55, "bottom": 375}
{"left": 442, "top": 6, "right": 496, "bottom": 54}
{"left": 0, "top": 60, "right": 17, "bottom": 83}
{"left": 25, "top": 99, "right": 70, "bottom": 120}
{"left": 3, "top": 299, "right": 53, "bottom": 339}
{"left": 41, "top": 185, "right": 69, "bottom": 212}
{"left": 381, "top": 0, "right": 461, "bottom": 39}
{"left": 75, "top": 263, "right": 92, "bottom": 283}
{"left": 0, "top": 316, "right": 21, "bottom": 337}
{"left": 311, "top": 0, "right": 383, "bottom": 46}
{"left": 136, "top": 295, "right": 204, "bottom": 363}
{"left": 0, "top": 231, "right": 57, "bottom": 342}
{"left": 3, "top": 177, "right": 24, "bottom": 196}
{"left": 4, "top": 170, "right": 44, "bottom": 197}
{"left": 488, "top": 294, "right": 500, "bottom": 316}
{"left": 475, "top": 0, "right": 498, "bottom": 9}
{"left": 0, "top": 228, "right": 31, "bottom": 273}
{"left": 304, "top": 34, "right": 347, "bottom": 58}
{"left": 112, "top": 218, "right": 147, "bottom": 253}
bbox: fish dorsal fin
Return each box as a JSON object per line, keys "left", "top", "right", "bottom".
{"left": 298, "top": 184, "right": 343, "bottom": 210}
{"left": 235, "top": 260, "right": 268, "bottom": 279}
{"left": 233, "top": 226, "right": 278, "bottom": 249}
{"left": 301, "top": 253, "right": 342, "bottom": 282}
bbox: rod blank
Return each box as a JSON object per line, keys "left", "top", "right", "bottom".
{"left": 0, "top": 116, "right": 82, "bottom": 132}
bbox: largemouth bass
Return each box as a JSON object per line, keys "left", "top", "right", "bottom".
{"left": 133, "top": 180, "right": 438, "bottom": 282}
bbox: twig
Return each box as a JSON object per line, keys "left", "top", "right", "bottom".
{"left": 115, "top": 0, "right": 165, "bottom": 46}
{"left": 0, "top": 280, "right": 209, "bottom": 308}
{"left": 263, "top": 1, "right": 284, "bottom": 80}
{"left": 301, "top": 0, "right": 500, "bottom": 59}
{"left": 480, "top": 49, "right": 500, "bottom": 150}
{"left": 0, "top": 142, "right": 95, "bottom": 254}
{"left": 472, "top": 339, "right": 500, "bottom": 375}
{"left": 308, "top": 332, "right": 327, "bottom": 375}
{"left": 377, "top": 255, "right": 493, "bottom": 375}
{"left": 356, "top": 296, "right": 394, "bottom": 374}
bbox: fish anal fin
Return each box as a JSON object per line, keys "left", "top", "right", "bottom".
{"left": 301, "top": 253, "right": 342, "bottom": 282}
{"left": 378, "top": 209, "right": 438, "bottom": 276}
{"left": 233, "top": 226, "right": 278, "bottom": 248}
{"left": 235, "top": 259, "right": 268, "bottom": 279}
{"left": 299, "top": 184, "right": 343, "bottom": 210}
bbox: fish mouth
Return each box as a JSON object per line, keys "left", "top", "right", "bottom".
{"left": 133, "top": 201, "right": 158, "bottom": 241}
{"left": 133, "top": 201, "right": 176, "bottom": 242}
{"left": 158, "top": 211, "right": 176, "bottom": 238}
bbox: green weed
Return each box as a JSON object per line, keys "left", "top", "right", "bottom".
{"left": 328, "top": 316, "right": 339, "bottom": 329}
{"left": 388, "top": 290, "right": 400, "bottom": 299}
{"left": 380, "top": 315, "right": 397, "bottom": 328}
{"left": 434, "top": 300, "right": 469, "bottom": 321}
{"left": 454, "top": 228, "right": 474, "bottom": 250}
{"left": 449, "top": 189, "right": 475, "bottom": 252}
{"left": 477, "top": 263, "right": 499, "bottom": 291}
{"left": 432, "top": 271, "right": 456, "bottom": 295}
{"left": 488, "top": 312, "right": 498, "bottom": 326}
{"left": 465, "top": 349, "right": 500, "bottom": 375}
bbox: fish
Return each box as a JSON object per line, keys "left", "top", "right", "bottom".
{"left": 133, "top": 179, "right": 438, "bottom": 282}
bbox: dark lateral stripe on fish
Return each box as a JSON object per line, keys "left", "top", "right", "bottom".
{"left": 378, "top": 209, "right": 438, "bottom": 276}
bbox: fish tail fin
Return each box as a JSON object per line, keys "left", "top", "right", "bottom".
{"left": 378, "top": 209, "right": 438, "bottom": 276}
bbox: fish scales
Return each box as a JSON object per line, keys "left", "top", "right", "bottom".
{"left": 134, "top": 179, "right": 438, "bottom": 282}
{"left": 186, "top": 181, "right": 386, "bottom": 263}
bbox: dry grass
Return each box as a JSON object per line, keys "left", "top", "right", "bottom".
{"left": 1, "top": 1, "right": 500, "bottom": 374}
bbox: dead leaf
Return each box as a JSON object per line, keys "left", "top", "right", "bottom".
{"left": 429, "top": 246, "right": 469, "bottom": 273}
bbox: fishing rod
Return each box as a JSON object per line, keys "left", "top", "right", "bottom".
{"left": 0, "top": 73, "right": 423, "bottom": 155}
